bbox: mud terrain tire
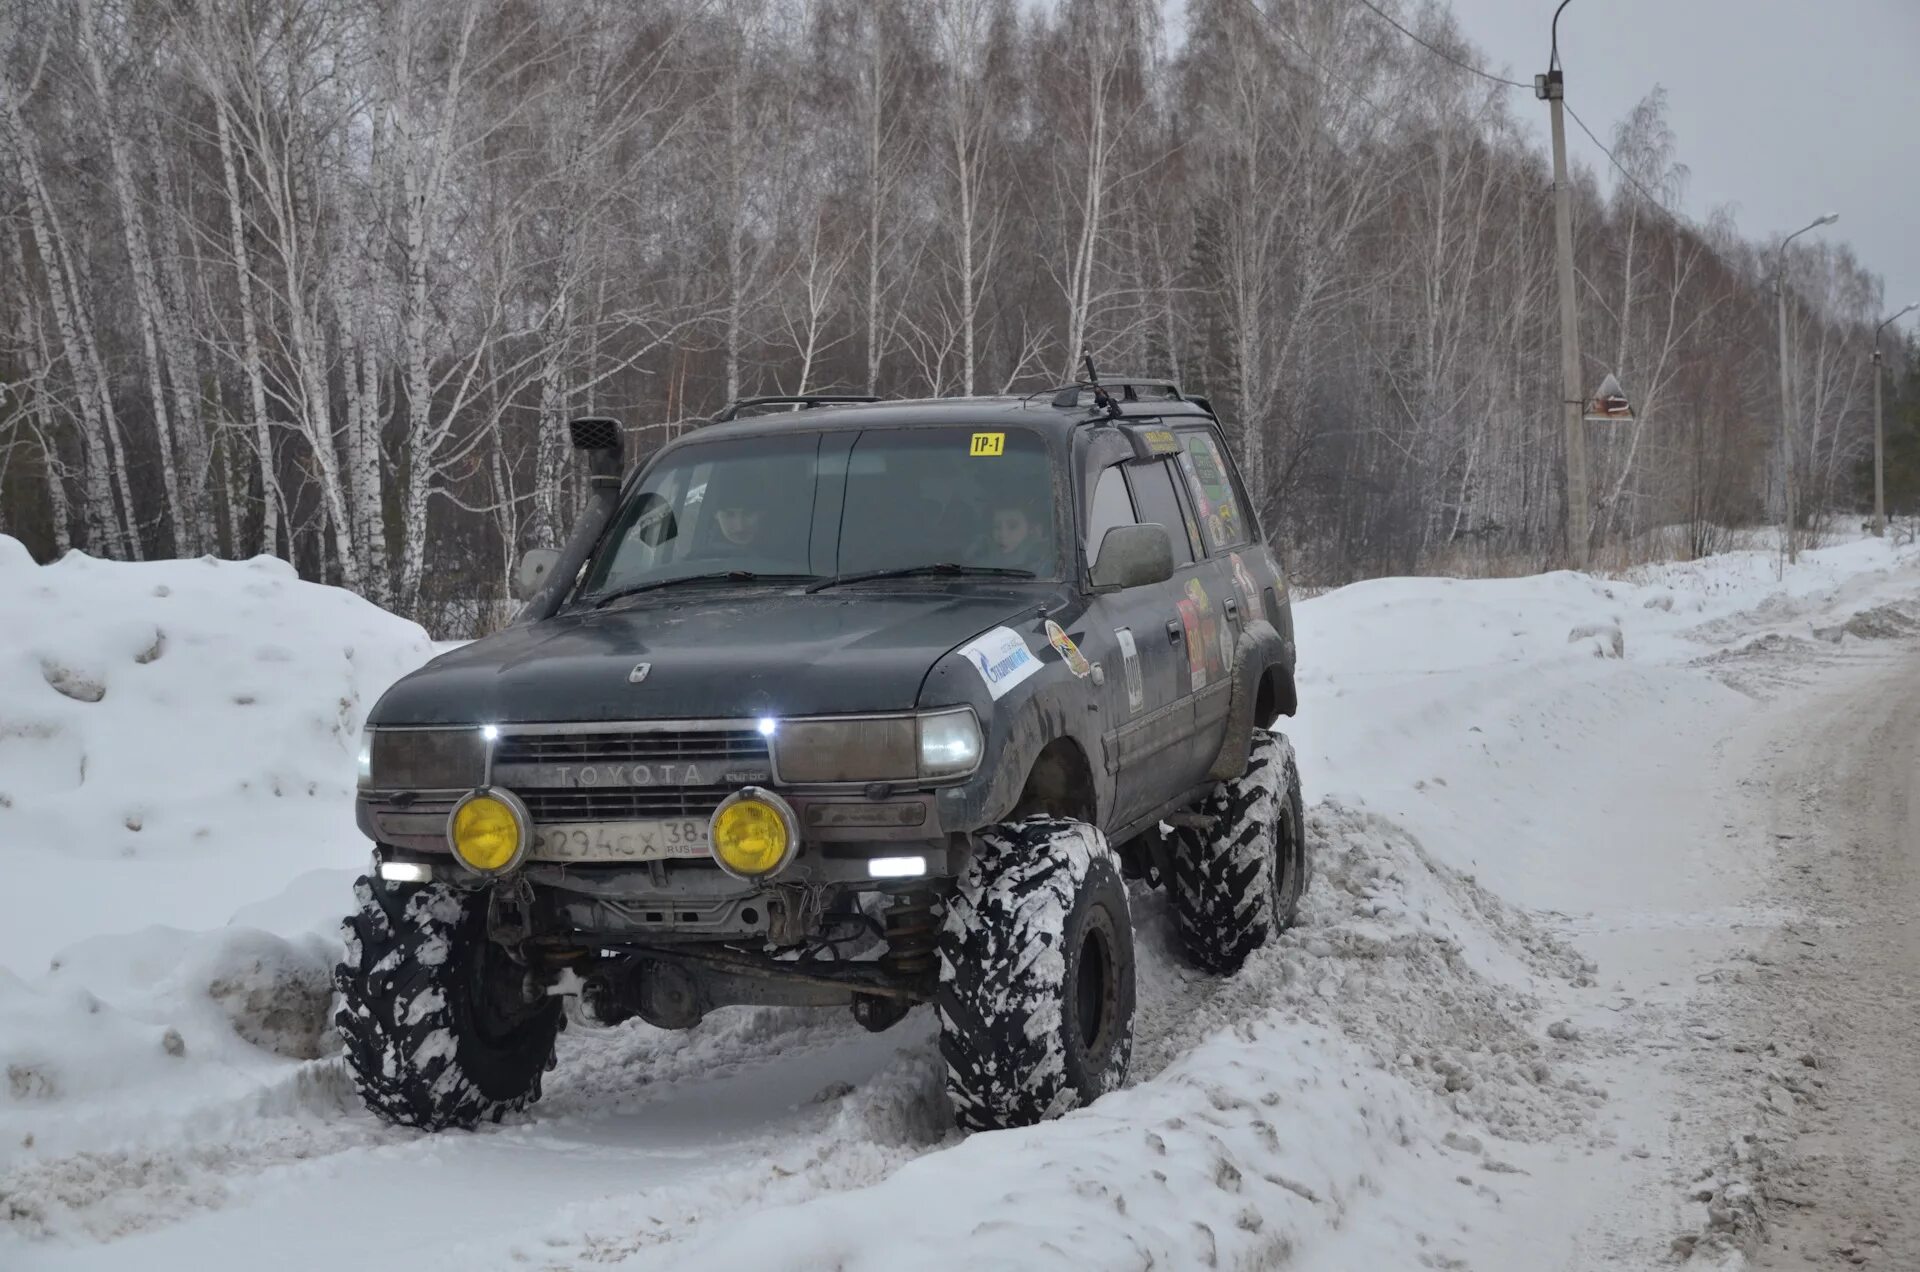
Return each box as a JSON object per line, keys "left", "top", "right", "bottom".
{"left": 335, "top": 876, "right": 561, "bottom": 1130}
{"left": 1171, "top": 729, "right": 1307, "bottom": 974}
{"left": 936, "top": 817, "right": 1135, "bottom": 1131}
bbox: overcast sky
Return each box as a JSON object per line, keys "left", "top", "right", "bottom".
{"left": 1443, "top": 0, "right": 1920, "bottom": 325}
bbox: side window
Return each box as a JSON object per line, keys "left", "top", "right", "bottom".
{"left": 1124, "top": 459, "right": 1196, "bottom": 567}
{"left": 1086, "top": 464, "right": 1136, "bottom": 553}
{"left": 1175, "top": 428, "right": 1250, "bottom": 553}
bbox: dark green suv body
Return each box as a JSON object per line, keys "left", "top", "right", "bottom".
{"left": 338, "top": 380, "right": 1307, "bottom": 1132}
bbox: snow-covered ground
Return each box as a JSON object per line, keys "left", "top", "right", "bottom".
{"left": 3, "top": 530, "right": 1919, "bottom": 1270}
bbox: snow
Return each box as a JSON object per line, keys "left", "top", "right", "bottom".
{"left": 2, "top": 530, "right": 1918, "bottom": 1270}
{"left": 0, "top": 541, "right": 433, "bottom": 971}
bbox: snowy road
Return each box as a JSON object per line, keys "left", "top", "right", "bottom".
{"left": 1738, "top": 641, "right": 1920, "bottom": 1268}
{"left": 6, "top": 534, "right": 1920, "bottom": 1270}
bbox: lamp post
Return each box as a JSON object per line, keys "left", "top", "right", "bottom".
{"left": 1774, "top": 213, "right": 1837, "bottom": 564}
{"left": 1537, "top": 0, "right": 1589, "bottom": 567}
{"left": 1872, "top": 302, "right": 1917, "bottom": 536}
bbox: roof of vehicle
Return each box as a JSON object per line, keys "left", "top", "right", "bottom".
{"left": 684, "top": 390, "right": 1220, "bottom": 449}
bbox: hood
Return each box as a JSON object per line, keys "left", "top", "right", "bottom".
{"left": 371, "top": 585, "right": 1048, "bottom": 725}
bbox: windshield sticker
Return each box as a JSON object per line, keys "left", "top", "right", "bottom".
{"left": 968, "top": 432, "right": 1005, "bottom": 457}
{"left": 1139, "top": 428, "right": 1179, "bottom": 455}
{"left": 960, "top": 625, "right": 1040, "bottom": 699}
{"left": 1045, "top": 620, "right": 1092, "bottom": 678}
{"left": 1114, "top": 627, "right": 1144, "bottom": 713}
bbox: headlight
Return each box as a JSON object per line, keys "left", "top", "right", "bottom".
{"left": 775, "top": 716, "right": 916, "bottom": 782}
{"left": 772, "top": 709, "right": 983, "bottom": 783}
{"left": 356, "top": 726, "right": 373, "bottom": 787}
{"left": 447, "top": 787, "right": 531, "bottom": 875}
{"left": 364, "top": 728, "right": 488, "bottom": 790}
{"left": 916, "top": 707, "right": 982, "bottom": 778}
{"left": 709, "top": 787, "right": 799, "bottom": 879}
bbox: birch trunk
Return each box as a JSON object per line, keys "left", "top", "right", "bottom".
{"left": 214, "top": 105, "right": 277, "bottom": 557}
{"left": 76, "top": 0, "right": 189, "bottom": 554}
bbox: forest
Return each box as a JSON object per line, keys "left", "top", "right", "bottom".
{"left": 2, "top": 0, "right": 1913, "bottom": 634}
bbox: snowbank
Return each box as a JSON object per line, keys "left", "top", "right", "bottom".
{"left": 0, "top": 537, "right": 434, "bottom": 972}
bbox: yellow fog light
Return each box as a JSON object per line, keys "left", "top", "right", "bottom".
{"left": 709, "top": 787, "right": 800, "bottom": 880}
{"left": 447, "top": 787, "right": 532, "bottom": 876}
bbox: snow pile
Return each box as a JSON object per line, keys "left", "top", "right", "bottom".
{"left": 0, "top": 538, "right": 431, "bottom": 1216}
{"left": 0, "top": 536, "right": 433, "bottom": 971}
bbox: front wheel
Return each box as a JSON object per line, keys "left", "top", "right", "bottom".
{"left": 936, "top": 817, "right": 1135, "bottom": 1132}
{"left": 334, "top": 876, "right": 561, "bottom": 1130}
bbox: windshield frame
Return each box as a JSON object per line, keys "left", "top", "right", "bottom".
{"left": 566, "top": 420, "right": 1069, "bottom": 609}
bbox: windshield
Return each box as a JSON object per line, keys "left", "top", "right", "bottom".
{"left": 578, "top": 426, "right": 1060, "bottom": 600}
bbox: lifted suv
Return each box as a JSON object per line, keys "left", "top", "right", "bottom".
{"left": 338, "top": 377, "right": 1306, "bottom": 1132}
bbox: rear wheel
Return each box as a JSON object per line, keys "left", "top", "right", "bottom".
{"left": 936, "top": 817, "right": 1135, "bottom": 1131}
{"left": 1170, "top": 729, "right": 1307, "bottom": 974}
{"left": 334, "top": 876, "right": 561, "bottom": 1130}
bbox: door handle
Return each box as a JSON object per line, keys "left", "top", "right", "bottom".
{"left": 1166, "top": 619, "right": 1183, "bottom": 645}
{"left": 1224, "top": 597, "right": 1240, "bottom": 622}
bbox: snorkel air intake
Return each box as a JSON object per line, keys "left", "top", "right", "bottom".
{"left": 517, "top": 416, "right": 626, "bottom": 623}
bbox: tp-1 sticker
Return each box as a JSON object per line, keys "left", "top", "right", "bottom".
{"left": 1114, "top": 627, "right": 1144, "bottom": 714}
{"left": 959, "top": 625, "right": 1039, "bottom": 698}
{"left": 1045, "top": 620, "right": 1092, "bottom": 678}
{"left": 968, "top": 432, "right": 1005, "bottom": 457}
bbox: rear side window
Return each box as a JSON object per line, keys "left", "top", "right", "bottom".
{"left": 1176, "top": 429, "right": 1250, "bottom": 552}
{"left": 1086, "top": 464, "right": 1136, "bottom": 550}
{"left": 1125, "top": 460, "right": 1196, "bottom": 567}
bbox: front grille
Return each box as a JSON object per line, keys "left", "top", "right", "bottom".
{"left": 494, "top": 728, "right": 769, "bottom": 769}
{"left": 519, "top": 786, "right": 735, "bottom": 822}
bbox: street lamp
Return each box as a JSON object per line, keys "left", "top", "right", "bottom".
{"left": 1871, "top": 301, "right": 1918, "bottom": 536}
{"left": 1774, "top": 212, "right": 1838, "bottom": 564}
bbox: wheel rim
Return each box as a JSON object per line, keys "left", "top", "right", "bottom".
{"left": 459, "top": 911, "right": 544, "bottom": 1048}
{"left": 1272, "top": 795, "right": 1299, "bottom": 912}
{"left": 1075, "top": 909, "right": 1119, "bottom": 1060}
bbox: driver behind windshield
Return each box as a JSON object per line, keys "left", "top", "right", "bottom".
{"left": 712, "top": 501, "right": 763, "bottom": 551}
{"left": 984, "top": 499, "right": 1050, "bottom": 574}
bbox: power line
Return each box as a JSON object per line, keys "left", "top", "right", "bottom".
{"left": 1564, "top": 100, "right": 1687, "bottom": 228}
{"left": 1346, "top": 0, "right": 1531, "bottom": 92}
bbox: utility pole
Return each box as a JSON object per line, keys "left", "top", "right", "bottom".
{"left": 1871, "top": 303, "right": 1917, "bottom": 537}
{"left": 1772, "top": 213, "right": 1837, "bottom": 564}
{"left": 1538, "top": 3, "right": 1588, "bottom": 567}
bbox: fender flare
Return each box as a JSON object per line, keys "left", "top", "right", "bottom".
{"left": 1206, "top": 619, "right": 1289, "bottom": 782}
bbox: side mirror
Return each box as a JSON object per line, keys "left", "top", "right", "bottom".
{"left": 1089, "top": 523, "right": 1175, "bottom": 591}
{"left": 512, "top": 547, "right": 562, "bottom": 602}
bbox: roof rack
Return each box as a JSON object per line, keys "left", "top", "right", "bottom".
{"left": 712, "top": 394, "right": 881, "bottom": 423}
{"left": 1049, "top": 376, "right": 1185, "bottom": 409}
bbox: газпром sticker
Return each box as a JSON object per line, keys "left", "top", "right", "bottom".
{"left": 958, "top": 625, "right": 1039, "bottom": 698}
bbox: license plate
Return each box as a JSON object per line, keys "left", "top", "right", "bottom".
{"left": 530, "top": 820, "right": 710, "bottom": 863}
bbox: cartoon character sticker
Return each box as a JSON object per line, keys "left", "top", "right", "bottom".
{"left": 1113, "top": 627, "right": 1144, "bottom": 714}
{"left": 1176, "top": 597, "right": 1206, "bottom": 691}
{"left": 1044, "top": 620, "right": 1091, "bottom": 678}
{"left": 1229, "top": 551, "right": 1262, "bottom": 621}
{"left": 1179, "top": 577, "right": 1223, "bottom": 690}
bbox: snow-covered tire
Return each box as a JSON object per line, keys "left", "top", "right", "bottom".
{"left": 936, "top": 817, "right": 1135, "bottom": 1132}
{"left": 334, "top": 876, "right": 561, "bottom": 1131}
{"left": 1170, "top": 729, "right": 1307, "bottom": 974}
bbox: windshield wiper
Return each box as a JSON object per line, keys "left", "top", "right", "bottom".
{"left": 807, "top": 563, "right": 1036, "bottom": 592}
{"left": 589, "top": 571, "right": 818, "bottom": 609}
